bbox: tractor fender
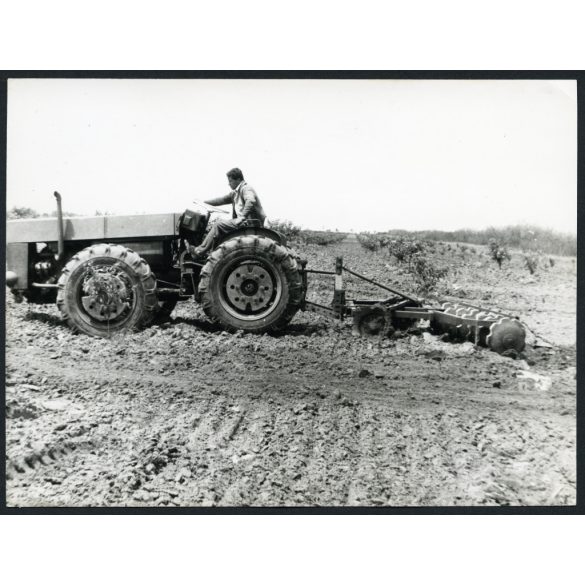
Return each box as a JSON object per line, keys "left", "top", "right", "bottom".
{"left": 214, "top": 226, "right": 286, "bottom": 248}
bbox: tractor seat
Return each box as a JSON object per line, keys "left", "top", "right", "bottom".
{"left": 243, "top": 219, "right": 263, "bottom": 228}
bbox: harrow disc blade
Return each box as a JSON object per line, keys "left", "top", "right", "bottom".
{"left": 438, "top": 302, "right": 475, "bottom": 341}
{"left": 486, "top": 318, "right": 526, "bottom": 354}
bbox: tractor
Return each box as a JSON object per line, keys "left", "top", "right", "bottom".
{"left": 5, "top": 192, "right": 526, "bottom": 354}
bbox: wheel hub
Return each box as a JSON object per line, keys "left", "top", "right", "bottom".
{"left": 224, "top": 262, "right": 275, "bottom": 314}
{"left": 81, "top": 267, "right": 130, "bottom": 321}
{"left": 241, "top": 278, "right": 259, "bottom": 296}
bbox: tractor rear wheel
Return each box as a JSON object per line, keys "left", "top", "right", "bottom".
{"left": 56, "top": 243, "right": 157, "bottom": 337}
{"left": 198, "top": 235, "right": 303, "bottom": 333}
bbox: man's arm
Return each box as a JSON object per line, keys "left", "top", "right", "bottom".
{"left": 204, "top": 192, "right": 234, "bottom": 207}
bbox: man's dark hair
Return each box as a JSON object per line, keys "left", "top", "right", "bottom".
{"left": 226, "top": 168, "right": 244, "bottom": 182}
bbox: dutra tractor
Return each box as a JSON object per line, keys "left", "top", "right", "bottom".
{"left": 5, "top": 192, "right": 526, "bottom": 354}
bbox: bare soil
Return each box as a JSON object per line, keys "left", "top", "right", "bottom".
{"left": 5, "top": 239, "right": 576, "bottom": 507}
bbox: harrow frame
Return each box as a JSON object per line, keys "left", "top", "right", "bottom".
{"left": 300, "top": 256, "right": 526, "bottom": 354}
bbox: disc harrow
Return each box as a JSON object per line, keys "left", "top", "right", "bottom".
{"left": 432, "top": 301, "right": 526, "bottom": 353}
{"left": 302, "top": 256, "right": 527, "bottom": 355}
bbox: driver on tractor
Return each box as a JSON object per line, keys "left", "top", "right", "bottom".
{"left": 189, "top": 168, "right": 266, "bottom": 261}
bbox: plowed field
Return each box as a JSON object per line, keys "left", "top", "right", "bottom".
{"left": 5, "top": 238, "right": 576, "bottom": 507}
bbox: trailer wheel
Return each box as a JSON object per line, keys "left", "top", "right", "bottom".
{"left": 198, "top": 236, "right": 303, "bottom": 333}
{"left": 56, "top": 243, "right": 157, "bottom": 337}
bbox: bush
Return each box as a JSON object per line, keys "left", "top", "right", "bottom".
{"left": 387, "top": 237, "right": 425, "bottom": 267}
{"left": 409, "top": 255, "right": 449, "bottom": 294}
{"left": 398, "top": 225, "right": 575, "bottom": 257}
{"left": 266, "top": 219, "right": 302, "bottom": 240}
{"left": 523, "top": 253, "right": 540, "bottom": 275}
{"left": 357, "top": 232, "right": 388, "bottom": 252}
{"left": 8, "top": 206, "right": 80, "bottom": 219}
{"left": 356, "top": 234, "right": 448, "bottom": 293}
{"left": 267, "top": 220, "right": 346, "bottom": 246}
{"left": 302, "top": 231, "right": 346, "bottom": 246}
{"left": 488, "top": 239, "right": 511, "bottom": 268}
{"left": 8, "top": 206, "right": 40, "bottom": 219}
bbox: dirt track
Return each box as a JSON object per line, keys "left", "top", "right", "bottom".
{"left": 5, "top": 239, "right": 577, "bottom": 507}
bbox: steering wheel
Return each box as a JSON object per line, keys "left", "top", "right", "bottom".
{"left": 192, "top": 199, "right": 230, "bottom": 214}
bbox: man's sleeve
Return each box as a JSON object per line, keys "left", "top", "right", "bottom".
{"left": 204, "top": 192, "right": 234, "bottom": 206}
{"left": 241, "top": 186, "right": 259, "bottom": 217}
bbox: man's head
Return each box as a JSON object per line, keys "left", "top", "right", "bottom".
{"left": 227, "top": 168, "right": 244, "bottom": 190}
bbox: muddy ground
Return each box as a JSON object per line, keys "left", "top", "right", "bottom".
{"left": 5, "top": 238, "right": 576, "bottom": 507}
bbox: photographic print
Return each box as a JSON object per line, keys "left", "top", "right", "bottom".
{"left": 4, "top": 76, "right": 577, "bottom": 508}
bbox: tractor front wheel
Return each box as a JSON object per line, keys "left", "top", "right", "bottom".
{"left": 56, "top": 244, "right": 157, "bottom": 337}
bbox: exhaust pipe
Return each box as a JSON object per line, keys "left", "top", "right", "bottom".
{"left": 54, "top": 191, "right": 64, "bottom": 262}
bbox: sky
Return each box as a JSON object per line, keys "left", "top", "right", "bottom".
{"left": 6, "top": 78, "right": 577, "bottom": 234}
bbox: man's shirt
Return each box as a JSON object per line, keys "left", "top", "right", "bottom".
{"left": 205, "top": 181, "right": 266, "bottom": 223}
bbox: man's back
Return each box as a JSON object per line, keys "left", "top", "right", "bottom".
{"left": 233, "top": 182, "right": 266, "bottom": 223}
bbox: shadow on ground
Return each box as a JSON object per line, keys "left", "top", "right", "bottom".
{"left": 23, "top": 311, "right": 67, "bottom": 329}
{"left": 169, "top": 316, "right": 331, "bottom": 338}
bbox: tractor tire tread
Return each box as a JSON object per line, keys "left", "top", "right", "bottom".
{"left": 199, "top": 235, "right": 303, "bottom": 333}
{"left": 56, "top": 243, "right": 158, "bottom": 337}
